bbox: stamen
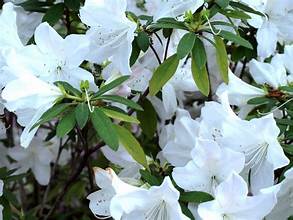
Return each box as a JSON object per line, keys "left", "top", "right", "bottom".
{"left": 85, "top": 89, "right": 94, "bottom": 113}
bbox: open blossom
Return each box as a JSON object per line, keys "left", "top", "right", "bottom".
{"left": 217, "top": 54, "right": 292, "bottom": 117}
{"left": 8, "top": 137, "right": 55, "bottom": 185}
{"left": 145, "top": 0, "right": 204, "bottom": 21}
{"left": 80, "top": 0, "right": 137, "bottom": 75}
{"left": 241, "top": 0, "right": 293, "bottom": 58}
{"left": 173, "top": 139, "right": 245, "bottom": 195}
{"left": 4, "top": 22, "right": 95, "bottom": 89}
{"left": 88, "top": 167, "right": 188, "bottom": 220}
{"left": 1, "top": 74, "right": 62, "bottom": 147}
{"left": 198, "top": 172, "right": 277, "bottom": 220}
{"left": 110, "top": 176, "right": 189, "bottom": 220}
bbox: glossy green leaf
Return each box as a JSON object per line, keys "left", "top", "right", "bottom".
{"left": 31, "top": 103, "right": 70, "bottom": 130}
{"left": 191, "top": 39, "right": 210, "bottom": 96}
{"left": 192, "top": 38, "right": 207, "bottom": 68}
{"left": 137, "top": 99, "right": 157, "bottom": 139}
{"left": 149, "top": 54, "right": 180, "bottom": 96}
{"left": 95, "top": 95, "right": 143, "bottom": 111}
{"left": 93, "top": 76, "right": 130, "bottom": 98}
{"left": 75, "top": 103, "right": 89, "bottom": 129}
{"left": 214, "top": 36, "right": 229, "bottom": 83}
{"left": 177, "top": 32, "right": 196, "bottom": 59}
{"left": 219, "top": 30, "right": 253, "bottom": 49}
{"left": 42, "top": 3, "right": 64, "bottom": 26}
{"left": 56, "top": 110, "right": 76, "bottom": 137}
{"left": 91, "top": 108, "right": 119, "bottom": 151}
{"left": 136, "top": 32, "right": 150, "bottom": 52}
{"left": 101, "top": 108, "right": 140, "bottom": 124}
{"left": 180, "top": 191, "right": 214, "bottom": 203}
{"left": 114, "top": 124, "right": 148, "bottom": 168}
{"left": 64, "top": 0, "right": 80, "bottom": 11}
{"left": 247, "top": 96, "right": 271, "bottom": 105}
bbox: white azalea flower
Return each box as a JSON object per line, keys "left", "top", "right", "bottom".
{"left": 87, "top": 167, "right": 138, "bottom": 219}
{"left": 199, "top": 96, "right": 289, "bottom": 193}
{"left": 216, "top": 71, "right": 265, "bottom": 117}
{"left": 145, "top": 0, "right": 204, "bottom": 21}
{"left": 1, "top": 74, "right": 62, "bottom": 147}
{"left": 243, "top": 0, "right": 293, "bottom": 58}
{"left": 266, "top": 167, "right": 293, "bottom": 220}
{"left": 198, "top": 172, "right": 277, "bottom": 220}
{"left": 248, "top": 56, "right": 288, "bottom": 89}
{"left": 8, "top": 137, "right": 55, "bottom": 185}
{"left": 222, "top": 113, "right": 289, "bottom": 194}
{"left": 4, "top": 22, "right": 94, "bottom": 89}
{"left": 173, "top": 139, "right": 245, "bottom": 195}
{"left": 110, "top": 177, "right": 189, "bottom": 220}
{"left": 0, "top": 2, "right": 23, "bottom": 52}
{"left": 161, "top": 110, "right": 200, "bottom": 166}
{"left": 80, "top": 0, "right": 137, "bottom": 75}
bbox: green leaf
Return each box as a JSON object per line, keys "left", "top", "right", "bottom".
{"left": 55, "top": 81, "right": 82, "bottom": 97}
{"left": 31, "top": 103, "right": 70, "bottom": 130}
{"left": 282, "top": 144, "right": 293, "bottom": 155}
{"left": 276, "top": 119, "right": 293, "bottom": 126}
{"left": 42, "top": 3, "right": 64, "bottom": 26}
{"left": 180, "top": 191, "right": 214, "bottom": 203}
{"left": 219, "top": 30, "right": 253, "bottom": 49}
{"left": 247, "top": 96, "right": 270, "bottom": 105}
{"left": 214, "top": 36, "right": 229, "bottom": 83}
{"left": 191, "top": 39, "right": 210, "bottom": 96}
{"left": 91, "top": 108, "right": 119, "bottom": 151}
{"left": 150, "top": 18, "right": 188, "bottom": 30}
{"left": 192, "top": 38, "right": 207, "bottom": 68}
{"left": 75, "top": 103, "right": 89, "bottom": 129}
{"left": 221, "top": 9, "right": 251, "bottom": 19}
{"left": 149, "top": 54, "right": 180, "bottom": 96}
{"left": 64, "top": 0, "right": 80, "bottom": 11}
{"left": 114, "top": 124, "right": 148, "bottom": 168}
{"left": 137, "top": 99, "right": 157, "bottom": 139}
{"left": 18, "top": 0, "right": 52, "bottom": 12}
{"left": 180, "top": 203, "right": 195, "bottom": 220}
{"left": 177, "top": 32, "right": 196, "bottom": 59}
{"left": 101, "top": 108, "right": 140, "bottom": 124}
{"left": 95, "top": 95, "right": 143, "bottom": 111}
{"left": 140, "top": 170, "right": 162, "bottom": 186}
{"left": 136, "top": 32, "right": 150, "bottom": 52}
{"left": 229, "top": 1, "right": 264, "bottom": 17}
{"left": 56, "top": 110, "right": 76, "bottom": 137}
{"left": 216, "top": 0, "right": 230, "bottom": 8}
{"left": 93, "top": 76, "right": 130, "bottom": 98}
{"left": 279, "top": 86, "right": 293, "bottom": 93}
{"left": 130, "top": 40, "right": 141, "bottom": 67}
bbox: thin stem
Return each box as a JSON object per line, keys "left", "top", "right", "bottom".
{"left": 149, "top": 44, "right": 162, "bottom": 65}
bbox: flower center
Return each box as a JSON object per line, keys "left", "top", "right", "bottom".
{"left": 144, "top": 201, "right": 169, "bottom": 220}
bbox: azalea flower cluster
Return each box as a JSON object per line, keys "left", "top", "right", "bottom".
{"left": 0, "top": 0, "right": 292, "bottom": 220}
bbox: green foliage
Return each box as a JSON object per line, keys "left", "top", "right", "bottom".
{"left": 114, "top": 125, "right": 148, "bottom": 169}
{"left": 177, "top": 32, "right": 196, "bottom": 59}
{"left": 91, "top": 108, "right": 119, "bottom": 151}
{"left": 214, "top": 35, "right": 229, "bottom": 83}
{"left": 180, "top": 191, "right": 214, "bottom": 203}
{"left": 42, "top": 3, "right": 65, "bottom": 26}
{"left": 149, "top": 54, "right": 180, "bottom": 96}
{"left": 191, "top": 38, "right": 210, "bottom": 96}
{"left": 137, "top": 99, "right": 157, "bottom": 139}
{"left": 75, "top": 103, "right": 90, "bottom": 129}
{"left": 56, "top": 110, "right": 76, "bottom": 137}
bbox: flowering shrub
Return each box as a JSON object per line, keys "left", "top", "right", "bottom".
{"left": 0, "top": 0, "right": 293, "bottom": 219}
